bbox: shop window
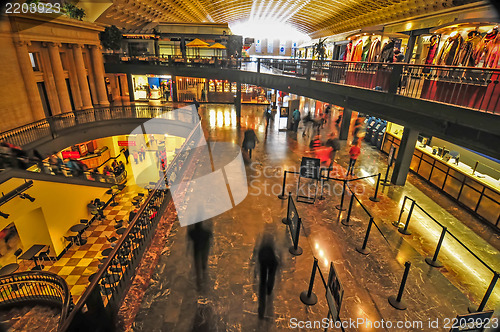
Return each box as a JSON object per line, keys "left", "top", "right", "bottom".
{"left": 29, "top": 52, "right": 40, "bottom": 71}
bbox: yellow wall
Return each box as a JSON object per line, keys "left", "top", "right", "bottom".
{"left": 0, "top": 178, "right": 108, "bottom": 258}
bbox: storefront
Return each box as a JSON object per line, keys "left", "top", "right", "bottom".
{"left": 131, "top": 74, "right": 172, "bottom": 101}
{"left": 343, "top": 31, "right": 409, "bottom": 62}
{"left": 382, "top": 123, "right": 500, "bottom": 229}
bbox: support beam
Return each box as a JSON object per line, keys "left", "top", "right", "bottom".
{"left": 391, "top": 127, "right": 419, "bottom": 185}
{"left": 235, "top": 82, "right": 241, "bottom": 127}
{"left": 127, "top": 73, "right": 135, "bottom": 102}
{"left": 339, "top": 108, "right": 352, "bottom": 141}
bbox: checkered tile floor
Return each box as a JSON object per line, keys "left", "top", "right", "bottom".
{"left": 18, "top": 184, "right": 147, "bottom": 303}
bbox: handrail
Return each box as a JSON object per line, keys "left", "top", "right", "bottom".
{"left": 58, "top": 121, "right": 202, "bottom": 331}
{"left": 0, "top": 103, "right": 193, "bottom": 149}
{"left": 0, "top": 271, "right": 73, "bottom": 330}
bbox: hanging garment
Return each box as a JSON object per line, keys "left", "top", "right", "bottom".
{"left": 343, "top": 41, "right": 352, "bottom": 61}
{"left": 425, "top": 35, "right": 440, "bottom": 64}
{"left": 435, "top": 33, "right": 464, "bottom": 66}
{"left": 361, "top": 37, "right": 372, "bottom": 61}
{"left": 350, "top": 39, "right": 364, "bottom": 62}
{"left": 367, "top": 38, "right": 381, "bottom": 62}
{"left": 474, "top": 28, "right": 498, "bottom": 66}
{"left": 380, "top": 40, "right": 395, "bottom": 62}
{"left": 458, "top": 31, "right": 482, "bottom": 67}
{"left": 484, "top": 33, "right": 500, "bottom": 68}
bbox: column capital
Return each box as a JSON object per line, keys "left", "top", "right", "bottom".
{"left": 72, "top": 43, "right": 86, "bottom": 49}
{"left": 88, "top": 44, "right": 103, "bottom": 51}
{"left": 42, "top": 42, "right": 62, "bottom": 48}
{"left": 15, "top": 40, "right": 31, "bottom": 47}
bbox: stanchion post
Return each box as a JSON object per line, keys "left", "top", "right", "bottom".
{"left": 318, "top": 169, "right": 325, "bottom": 200}
{"left": 356, "top": 217, "right": 373, "bottom": 255}
{"left": 300, "top": 258, "right": 318, "bottom": 305}
{"left": 425, "top": 226, "right": 447, "bottom": 268}
{"left": 335, "top": 180, "right": 347, "bottom": 211}
{"left": 369, "top": 173, "right": 381, "bottom": 202}
{"left": 282, "top": 192, "right": 291, "bottom": 224}
{"left": 388, "top": 261, "right": 411, "bottom": 310}
{"left": 341, "top": 193, "right": 355, "bottom": 226}
{"left": 393, "top": 196, "right": 408, "bottom": 227}
{"left": 278, "top": 171, "right": 288, "bottom": 200}
{"left": 468, "top": 272, "right": 499, "bottom": 313}
{"left": 381, "top": 163, "right": 391, "bottom": 186}
{"left": 289, "top": 218, "right": 303, "bottom": 256}
{"left": 398, "top": 200, "right": 414, "bottom": 235}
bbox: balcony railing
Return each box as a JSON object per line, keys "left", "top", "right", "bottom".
{"left": 0, "top": 271, "right": 73, "bottom": 330}
{"left": 58, "top": 121, "right": 203, "bottom": 331}
{"left": 0, "top": 104, "right": 196, "bottom": 149}
{"left": 108, "top": 54, "right": 500, "bottom": 114}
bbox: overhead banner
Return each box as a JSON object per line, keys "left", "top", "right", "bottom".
{"left": 279, "top": 41, "right": 286, "bottom": 55}
{"left": 267, "top": 39, "right": 273, "bottom": 54}
{"left": 255, "top": 39, "right": 262, "bottom": 53}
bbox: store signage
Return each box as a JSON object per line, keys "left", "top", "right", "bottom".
{"left": 267, "top": 39, "right": 273, "bottom": 54}
{"left": 449, "top": 310, "right": 493, "bottom": 331}
{"left": 255, "top": 39, "right": 261, "bottom": 53}
{"left": 62, "top": 151, "right": 80, "bottom": 159}
{"left": 326, "top": 262, "right": 344, "bottom": 321}
{"left": 123, "top": 34, "right": 158, "bottom": 40}
{"left": 280, "top": 41, "right": 286, "bottom": 55}
{"left": 118, "top": 141, "right": 136, "bottom": 146}
{"left": 300, "top": 157, "right": 321, "bottom": 180}
{"left": 280, "top": 107, "right": 289, "bottom": 118}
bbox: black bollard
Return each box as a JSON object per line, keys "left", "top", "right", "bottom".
{"left": 341, "top": 193, "right": 355, "bottom": 226}
{"left": 369, "top": 173, "right": 381, "bottom": 202}
{"left": 335, "top": 180, "right": 347, "bottom": 211}
{"left": 468, "top": 272, "right": 499, "bottom": 313}
{"left": 300, "top": 258, "right": 318, "bottom": 305}
{"left": 398, "top": 200, "right": 415, "bottom": 235}
{"left": 381, "top": 163, "right": 391, "bottom": 186}
{"left": 356, "top": 217, "right": 374, "bottom": 255}
{"left": 393, "top": 196, "right": 408, "bottom": 227}
{"left": 282, "top": 192, "right": 292, "bottom": 224}
{"left": 388, "top": 261, "right": 411, "bottom": 310}
{"left": 425, "top": 226, "right": 447, "bottom": 268}
{"left": 278, "top": 171, "right": 288, "bottom": 200}
{"left": 289, "top": 218, "right": 303, "bottom": 256}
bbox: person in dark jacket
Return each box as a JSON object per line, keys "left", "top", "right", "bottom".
{"left": 325, "top": 133, "right": 341, "bottom": 167}
{"left": 254, "top": 231, "right": 280, "bottom": 319}
{"left": 123, "top": 148, "right": 130, "bottom": 164}
{"left": 242, "top": 129, "right": 259, "bottom": 159}
{"left": 188, "top": 221, "right": 213, "bottom": 289}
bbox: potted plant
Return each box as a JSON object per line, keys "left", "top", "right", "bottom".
{"left": 313, "top": 38, "right": 327, "bottom": 80}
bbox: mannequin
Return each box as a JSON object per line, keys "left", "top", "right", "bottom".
{"left": 458, "top": 30, "right": 481, "bottom": 66}
{"left": 474, "top": 26, "right": 499, "bottom": 67}
{"left": 380, "top": 39, "right": 395, "bottom": 62}
{"left": 435, "top": 31, "right": 464, "bottom": 65}
{"left": 424, "top": 35, "right": 440, "bottom": 64}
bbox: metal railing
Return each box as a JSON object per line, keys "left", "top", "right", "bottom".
{"left": 104, "top": 53, "right": 242, "bottom": 69}
{"left": 0, "top": 271, "right": 73, "bottom": 330}
{"left": 109, "top": 54, "right": 500, "bottom": 114}
{"left": 58, "top": 121, "right": 203, "bottom": 331}
{"left": 0, "top": 103, "right": 195, "bottom": 149}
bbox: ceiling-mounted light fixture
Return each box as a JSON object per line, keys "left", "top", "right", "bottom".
{"left": 0, "top": 180, "right": 34, "bottom": 206}
{"left": 19, "top": 193, "right": 35, "bottom": 202}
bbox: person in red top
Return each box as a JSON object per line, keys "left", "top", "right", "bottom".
{"left": 347, "top": 141, "right": 361, "bottom": 176}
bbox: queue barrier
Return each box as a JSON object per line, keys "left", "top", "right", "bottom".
{"left": 393, "top": 196, "right": 500, "bottom": 313}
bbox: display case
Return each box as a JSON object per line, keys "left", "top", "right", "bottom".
{"left": 382, "top": 131, "right": 500, "bottom": 229}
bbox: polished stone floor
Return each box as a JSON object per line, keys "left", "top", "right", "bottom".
{"left": 130, "top": 103, "right": 500, "bottom": 331}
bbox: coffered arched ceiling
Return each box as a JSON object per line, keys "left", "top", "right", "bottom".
{"left": 96, "top": 0, "right": 483, "bottom": 37}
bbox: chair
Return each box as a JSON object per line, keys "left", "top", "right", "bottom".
{"left": 38, "top": 246, "right": 56, "bottom": 262}
{"left": 14, "top": 248, "right": 23, "bottom": 264}
{"left": 64, "top": 236, "right": 77, "bottom": 246}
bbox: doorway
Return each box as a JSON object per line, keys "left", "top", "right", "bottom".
{"left": 37, "top": 82, "right": 52, "bottom": 117}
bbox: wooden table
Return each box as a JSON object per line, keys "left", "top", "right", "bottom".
{"left": 19, "top": 245, "right": 45, "bottom": 270}
{"left": 0, "top": 263, "right": 19, "bottom": 276}
{"left": 70, "top": 224, "right": 87, "bottom": 245}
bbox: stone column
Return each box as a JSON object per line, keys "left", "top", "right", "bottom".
{"left": 65, "top": 47, "right": 83, "bottom": 110}
{"left": 119, "top": 75, "right": 129, "bottom": 97}
{"left": 14, "top": 41, "right": 44, "bottom": 120}
{"left": 73, "top": 44, "right": 93, "bottom": 109}
{"left": 47, "top": 42, "right": 72, "bottom": 112}
{"left": 127, "top": 73, "right": 135, "bottom": 102}
{"left": 339, "top": 108, "right": 353, "bottom": 140}
{"left": 90, "top": 45, "right": 110, "bottom": 106}
{"left": 391, "top": 127, "right": 419, "bottom": 185}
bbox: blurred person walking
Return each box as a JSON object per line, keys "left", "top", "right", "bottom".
{"left": 254, "top": 231, "right": 280, "bottom": 319}
{"left": 347, "top": 141, "right": 361, "bottom": 177}
{"left": 188, "top": 221, "right": 213, "bottom": 289}
{"left": 242, "top": 128, "right": 259, "bottom": 159}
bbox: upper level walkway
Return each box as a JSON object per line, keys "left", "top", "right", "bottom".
{"left": 105, "top": 55, "right": 500, "bottom": 160}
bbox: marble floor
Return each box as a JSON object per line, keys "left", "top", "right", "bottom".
{"left": 129, "top": 103, "right": 500, "bottom": 331}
